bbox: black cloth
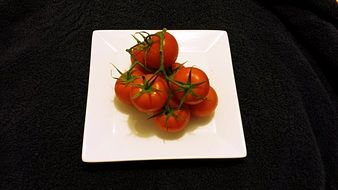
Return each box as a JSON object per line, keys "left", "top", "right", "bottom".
{"left": 1, "top": 0, "right": 337, "bottom": 189}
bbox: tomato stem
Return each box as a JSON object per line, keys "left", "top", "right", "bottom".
{"left": 158, "top": 28, "right": 168, "bottom": 77}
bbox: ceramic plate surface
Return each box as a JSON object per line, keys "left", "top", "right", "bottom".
{"left": 82, "top": 30, "right": 246, "bottom": 162}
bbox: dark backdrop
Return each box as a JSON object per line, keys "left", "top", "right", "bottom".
{"left": 1, "top": 0, "right": 337, "bottom": 189}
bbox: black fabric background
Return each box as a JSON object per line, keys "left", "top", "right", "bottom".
{"left": 1, "top": 0, "right": 337, "bottom": 189}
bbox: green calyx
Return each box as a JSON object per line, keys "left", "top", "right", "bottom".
{"left": 131, "top": 74, "right": 161, "bottom": 100}
{"left": 112, "top": 63, "right": 139, "bottom": 84}
{"left": 170, "top": 67, "right": 208, "bottom": 108}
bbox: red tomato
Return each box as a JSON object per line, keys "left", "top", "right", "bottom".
{"left": 170, "top": 67, "right": 210, "bottom": 105}
{"left": 165, "top": 62, "right": 185, "bottom": 77}
{"left": 167, "top": 96, "right": 180, "bottom": 108}
{"left": 146, "top": 32, "right": 178, "bottom": 69}
{"left": 171, "top": 62, "right": 185, "bottom": 71}
{"left": 133, "top": 69, "right": 145, "bottom": 76}
{"left": 130, "top": 74, "right": 168, "bottom": 113}
{"left": 114, "top": 69, "right": 144, "bottom": 105}
{"left": 154, "top": 108, "right": 190, "bottom": 132}
{"left": 130, "top": 45, "right": 148, "bottom": 73}
{"left": 190, "top": 87, "right": 218, "bottom": 117}
{"left": 130, "top": 31, "right": 178, "bottom": 70}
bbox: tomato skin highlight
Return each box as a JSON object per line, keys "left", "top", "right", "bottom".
{"left": 171, "top": 67, "right": 210, "bottom": 105}
{"left": 114, "top": 70, "right": 144, "bottom": 105}
{"left": 190, "top": 87, "right": 218, "bottom": 117}
{"left": 154, "top": 109, "right": 190, "bottom": 133}
{"left": 130, "top": 74, "right": 168, "bottom": 114}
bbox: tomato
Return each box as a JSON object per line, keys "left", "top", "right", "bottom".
{"left": 165, "top": 62, "right": 185, "bottom": 77}
{"left": 167, "top": 96, "right": 181, "bottom": 108}
{"left": 114, "top": 69, "right": 144, "bottom": 105}
{"left": 154, "top": 108, "right": 190, "bottom": 132}
{"left": 170, "top": 67, "right": 210, "bottom": 105}
{"left": 130, "top": 74, "right": 168, "bottom": 113}
{"left": 130, "top": 45, "right": 148, "bottom": 73}
{"left": 146, "top": 32, "right": 178, "bottom": 69}
{"left": 171, "top": 62, "right": 185, "bottom": 71}
{"left": 130, "top": 31, "right": 178, "bottom": 70}
{"left": 190, "top": 87, "right": 218, "bottom": 117}
{"left": 131, "top": 68, "right": 144, "bottom": 76}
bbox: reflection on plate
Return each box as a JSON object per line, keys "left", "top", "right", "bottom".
{"left": 82, "top": 30, "right": 246, "bottom": 162}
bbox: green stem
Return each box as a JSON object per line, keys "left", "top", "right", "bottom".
{"left": 158, "top": 29, "right": 167, "bottom": 77}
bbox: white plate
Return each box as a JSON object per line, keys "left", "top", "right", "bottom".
{"left": 82, "top": 30, "right": 246, "bottom": 162}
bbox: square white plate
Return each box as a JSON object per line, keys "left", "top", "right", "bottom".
{"left": 82, "top": 30, "right": 246, "bottom": 162}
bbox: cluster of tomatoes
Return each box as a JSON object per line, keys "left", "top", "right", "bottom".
{"left": 114, "top": 29, "right": 218, "bottom": 133}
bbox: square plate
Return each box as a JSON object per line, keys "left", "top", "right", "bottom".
{"left": 82, "top": 30, "right": 246, "bottom": 162}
